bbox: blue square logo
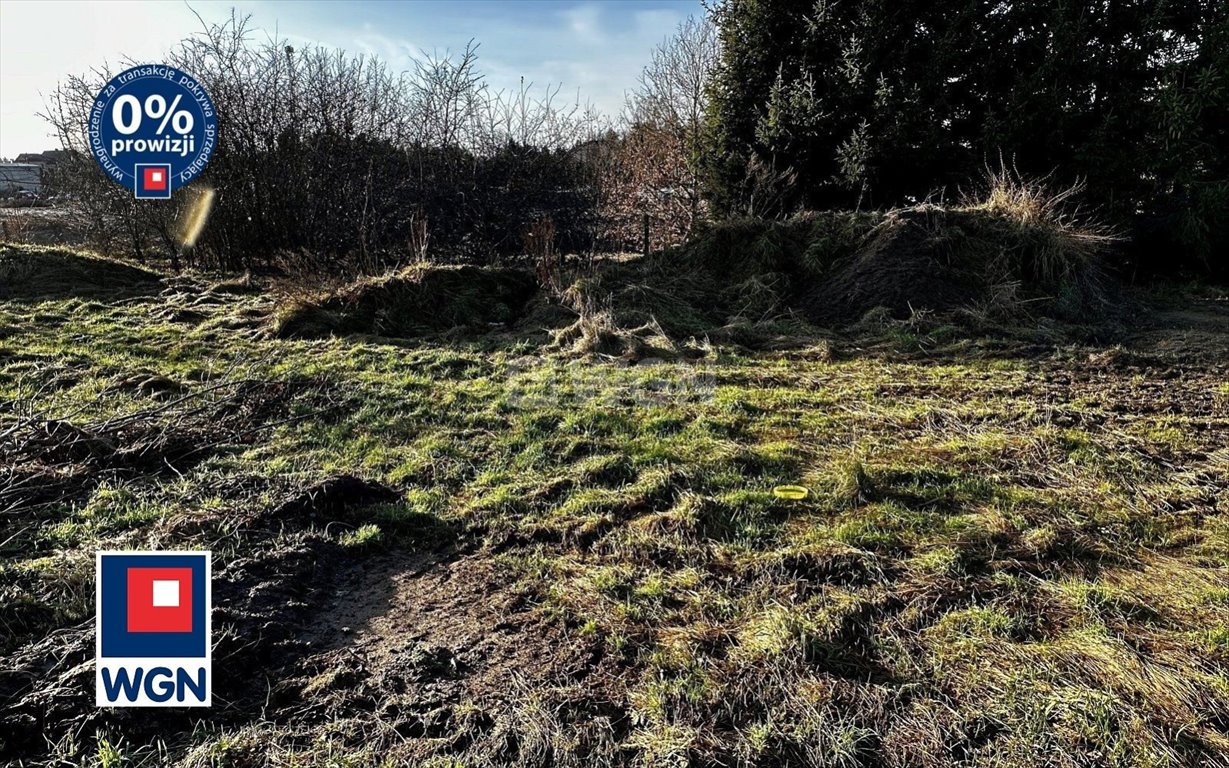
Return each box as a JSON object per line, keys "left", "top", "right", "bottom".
{"left": 96, "top": 551, "right": 212, "bottom": 707}
{"left": 98, "top": 552, "right": 209, "bottom": 657}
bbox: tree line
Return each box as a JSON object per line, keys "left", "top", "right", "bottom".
{"left": 42, "top": 2, "right": 1228, "bottom": 279}
{"left": 702, "top": 0, "right": 1228, "bottom": 277}
{"left": 44, "top": 14, "right": 611, "bottom": 274}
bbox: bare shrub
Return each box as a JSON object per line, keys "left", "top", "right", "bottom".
{"left": 42, "top": 13, "right": 607, "bottom": 274}
{"left": 407, "top": 211, "right": 429, "bottom": 265}
{"left": 524, "top": 216, "right": 560, "bottom": 293}
{"left": 0, "top": 216, "right": 32, "bottom": 244}
{"left": 601, "top": 15, "right": 718, "bottom": 251}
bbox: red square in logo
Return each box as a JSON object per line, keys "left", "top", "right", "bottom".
{"left": 142, "top": 166, "right": 168, "bottom": 191}
{"left": 126, "top": 567, "right": 193, "bottom": 633}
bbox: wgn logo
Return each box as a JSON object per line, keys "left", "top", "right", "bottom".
{"left": 96, "top": 551, "right": 211, "bottom": 707}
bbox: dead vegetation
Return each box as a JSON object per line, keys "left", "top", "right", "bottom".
{"left": 272, "top": 264, "right": 539, "bottom": 339}
{"left": 267, "top": 176, "right": 1119, "bottom": 362}
{"left": 0, "top": 379, "right": 309, "bottom": 518}
{"left": 0, "top": 243, "right": 161, "bottom": 299}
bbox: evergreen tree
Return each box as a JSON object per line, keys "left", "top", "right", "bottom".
{"left": 702, "top": 0, "right": 1228, "bottom": 270}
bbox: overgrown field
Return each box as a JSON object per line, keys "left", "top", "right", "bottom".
{"left": 1, "top": 244, "right": 1228, "bottom": 767}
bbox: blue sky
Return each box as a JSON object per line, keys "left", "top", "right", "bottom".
{"left": 0, "top": 0, "right": 704, "bottom": 157}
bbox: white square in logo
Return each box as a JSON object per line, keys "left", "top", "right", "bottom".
{"left": 152, "top": 579, "right": 180, "bottom": 607}
{"left": 152, "top": 170, "right": 163, "bottom": 183}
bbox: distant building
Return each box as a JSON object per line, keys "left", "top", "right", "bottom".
{"left": 15, "top": 150, "right": 68, "bottom": 165}
{"left": 0, "top": 150, "right": 66, "bottom": 196}
{"left": 0, "top": 163, "right": 43, "bottom": 195}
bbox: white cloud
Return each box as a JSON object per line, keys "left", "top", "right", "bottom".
{"left": 561, "top": 3, "right": 604, "bottom": 43}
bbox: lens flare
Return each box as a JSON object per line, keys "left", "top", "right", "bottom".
{"left": 176, "top": 186, "right": 215, "bottom": 249}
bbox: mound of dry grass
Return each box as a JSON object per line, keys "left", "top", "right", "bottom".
{"left": 0, "top": 243, "right": 161, "bottom": 299}
{"left": 271, "top": 176, "right": 1118, "bottom": 353}
{"left": 272, "top": 264, "right": 539, "bottom": 339}
{"left": 703, "top": 177, "right": 1114, "bottom": 328}
{"left": 804, "top": 174, "right": 1118, "bottom": 324}
{"left": 554, "top": 178, "right": 1117, "bottom": 354}
{"left": 974, "top": 170, "right": 1116, "bottom": 280}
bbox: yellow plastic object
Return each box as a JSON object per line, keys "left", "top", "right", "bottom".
{"left": 772, "top": 485, "right": 810, "bottom": 500}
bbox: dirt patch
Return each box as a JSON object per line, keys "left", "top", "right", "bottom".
{"left": 267, "top": 474, "right": 402, "bottom": 521}
{"left": 271, "top": 554, "right": 622, "bottom": 763}
{"left": 0, "top": 473, "right": 405, "bottom": 761}
{"left": 0, "top": 537, "right": 358, "bottom": 759}
{"left": 0, "top": 379, "right": 312, "bottom": 517}
{"left": 0, "top": 546, "right": 621, "bottom": 766}
{"left": 0, "top": 454, "right": 594, "bottom": 766}
{"left": 305, "top": 556, "right": 581, "bottom": 688}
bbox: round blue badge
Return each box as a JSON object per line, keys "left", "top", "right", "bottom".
{"left": 87, "top": 65, "right": 217, "bottom": 199}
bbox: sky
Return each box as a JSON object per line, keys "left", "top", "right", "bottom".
{"left": 0, "top": 0, "right": 704, "bottom": 159}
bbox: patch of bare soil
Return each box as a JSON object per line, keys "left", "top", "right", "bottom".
{"left": 1, "top": 460, "right": 621, "bottom": 765}
{"left": 0, "top": 379, "right": 316, "bottom": 521}
{"left": 0, "top": 473, "right": 398, "bottom": 760}
{"left": 269, "top": 554, "right": 624, "bottom": 764}
{"left": 0, "top": 537, "right": 360, "bottom": 759}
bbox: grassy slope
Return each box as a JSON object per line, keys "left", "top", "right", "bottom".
{"left": 1, "top": 260, "right": 1228, "bottom": 767}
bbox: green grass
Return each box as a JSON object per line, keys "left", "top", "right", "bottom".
{"left": 2, "top": 265, "right": 1228, "bottom": 766}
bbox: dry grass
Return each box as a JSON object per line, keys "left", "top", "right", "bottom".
{"left": 0, "top": 242, "right": 161, "bottom": 299}
{"left": 966, "top": 167, "right": 1119, "bottom": 284}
